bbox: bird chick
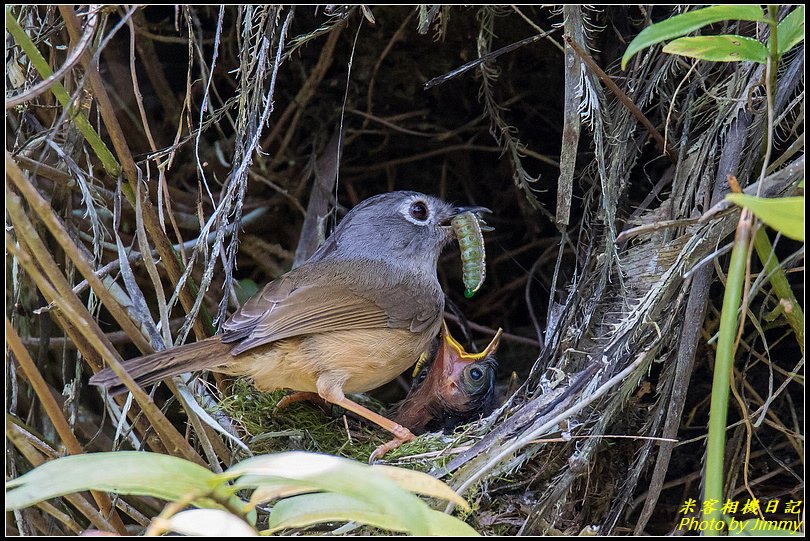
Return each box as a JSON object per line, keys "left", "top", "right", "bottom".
{"left": 394, "top": 321, "right": 502, "bottom": 436}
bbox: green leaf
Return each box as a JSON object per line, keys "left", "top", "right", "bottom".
{"left": 725, "top": 194, "right": 805, "bottom": 241}
{"left": 663, "top": 35, "right": 768, "bottom": 63}
{"left": 423, "top": 508, "right": 481, "bottom": 536}
{"left": 776, "top": 6, "right": 805, "bottom": 56}
{"left": 223, "top": 452, "right": 430, "bottom": 536}
{"left": 622, "top": 5, "right": 767, "bottom": 69}
{"left": 371, "top": 464, "right": 471, "bottom": 512}
{"left": 265, "top": 492, "right": 411, "bottom": 534}
{"left": 5, "top": 452, "right": 220, "bottom": 511}
{"left": 248, "top": 461, "right": 471, "bottom": 512}
{"left": 264, "top": 493, "right": 478, "bottom": 536}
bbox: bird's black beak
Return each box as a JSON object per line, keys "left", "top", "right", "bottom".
{"left": 452, "top": 205, "right": 492, "bottom": 218}
{"left": 447, "top": 206, "right": 494, "bottom": 234}
{"left": 439, "top": 204, "right": 494, "bottom": 242}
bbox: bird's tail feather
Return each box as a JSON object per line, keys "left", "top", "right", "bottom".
{"left": 89, "top": 337, "right": 232, "bottom": 395}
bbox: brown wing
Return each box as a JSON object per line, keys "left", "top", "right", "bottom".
{"left": 221, "top": 259, "right": 442, "bottom": 356}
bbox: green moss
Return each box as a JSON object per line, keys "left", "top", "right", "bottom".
{"left": 213, "top": 380, "right": 455, "bottom": 465}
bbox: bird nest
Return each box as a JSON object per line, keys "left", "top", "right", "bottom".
{"left": 6, "top": 5, "right": 804, "bottom": 536}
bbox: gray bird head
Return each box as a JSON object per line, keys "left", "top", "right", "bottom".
{"left": 311, "top": 191, "right": 481, "bottom": 273}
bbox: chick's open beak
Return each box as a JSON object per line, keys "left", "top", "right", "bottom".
{"left": 438, "top": 320, "right": 502, "bottom": 374}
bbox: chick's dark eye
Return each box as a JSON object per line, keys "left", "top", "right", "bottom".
{"left": 409, "top": 201, "right": 429, "bottom": 221}
{"left": 469, "top": 367, "right": 484, "bottom": 381}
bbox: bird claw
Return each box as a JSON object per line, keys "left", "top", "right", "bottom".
{"left": 369, "top": 432, "right": 416, "bottom": 464}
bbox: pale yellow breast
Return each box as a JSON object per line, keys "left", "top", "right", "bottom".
{"left": 227, "top": 326, "right": 438, "bottom": 395}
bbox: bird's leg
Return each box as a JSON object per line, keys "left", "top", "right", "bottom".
{"left": 276, "top": 391, "right": 329, "bottom": 411}
{"left": 316, "top": 376, "right": 415, "bottom": 462}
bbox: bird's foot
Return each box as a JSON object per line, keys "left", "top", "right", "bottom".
{"left": 369, "top": 430, "right": 416, "bottom": 463}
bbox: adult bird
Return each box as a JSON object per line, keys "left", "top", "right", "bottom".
{"left": 91, "top": 191, "right": 489, "bottom": 459}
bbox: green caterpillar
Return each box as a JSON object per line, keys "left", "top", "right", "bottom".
{"left": 451, "top": 211, "right": 493, "bottom": 298}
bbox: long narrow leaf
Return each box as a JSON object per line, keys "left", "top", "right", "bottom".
{"left": 776, "top": 6, "right": 805, "bottom": 56}
{"left": 224, "top": 452, "right": 430, "bottom": 536}
{"left": 753, "top": 229, "right": 804, "bottom": 353}
{"left": 265, "top": 492, "right": 410, "bottom": 533}
{"left": 6, "top": 452, "right": 218, "bottom": 511}
{"left": 663, "top": 35, "right": 768, "bottom": 63}
{"left": 622, "top": 5, "right": 766, "bottom": 68}
{"left": 371, "top": 464, "right": 470, "bottom": 511}
{"left": 265, "top": 492, "right": 478, "bottom": 535}
{"left": 423, "top": 508, "right": 481, "bottom": 536}
{"left": 726, "top": 194, "right": 804, "bottom": 241}
{"left": 703, "top": 212, "right": 753, "bottom": 533}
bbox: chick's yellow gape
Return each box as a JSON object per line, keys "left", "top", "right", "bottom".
{"left": 90, "top": 191, "right": 489, "bottom": 458}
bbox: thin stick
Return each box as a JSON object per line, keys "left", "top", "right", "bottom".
{"left": 59, "top": 5, "right": 211, "bottom": 341}
{"left": 7, "top": 154, "right": 153, "bottom": 354}
{"left": 563, "top": 35, "right": 677, "bottom": 163}
{"left": 5, "top": 225, "right": 203, "bottom": 466}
